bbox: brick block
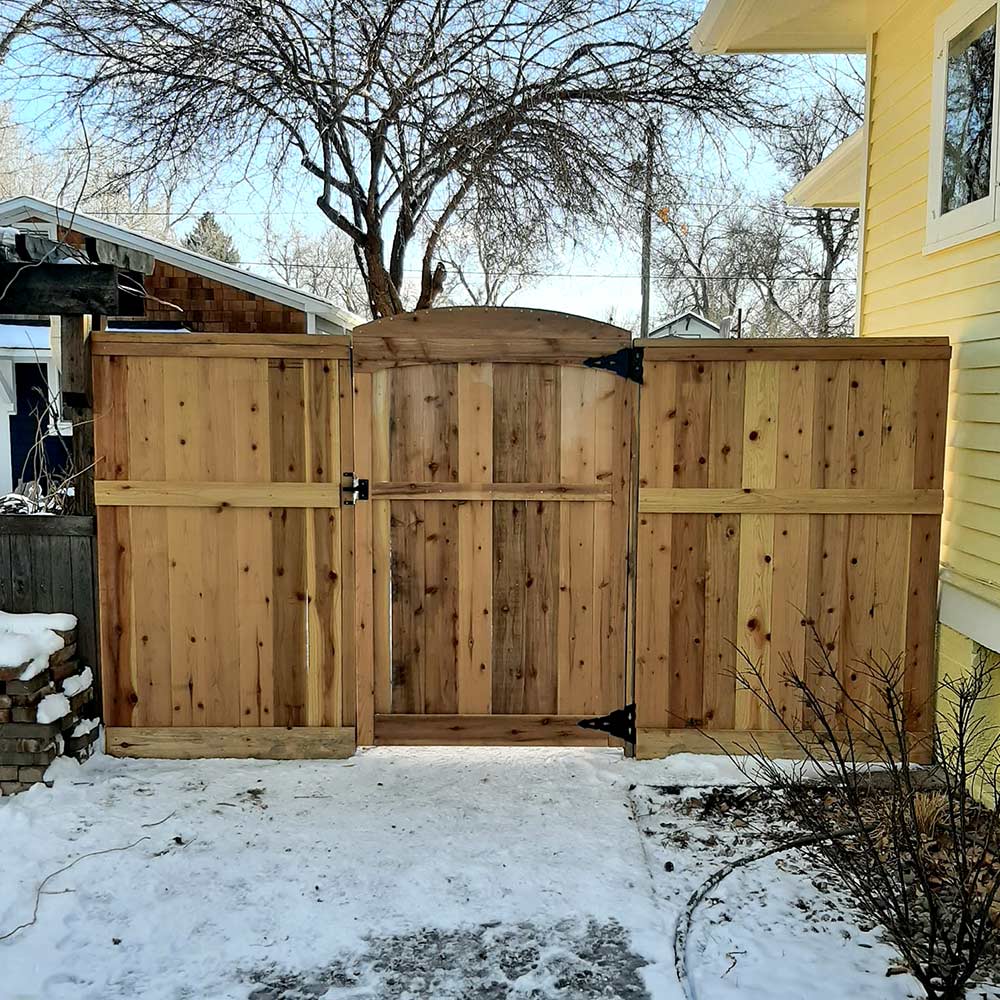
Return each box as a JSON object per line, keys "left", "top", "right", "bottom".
{"left": 68, "top": 689, "right": 94, "bottom": 715}
{"left": 0, "top": 694, "right": 11, "bottom": 709}
{"left": 5, "top": 673, "right": 54, "bottom": 698}
{"left": 0, "top": 747, "right": 58, "bottom": 767}
{"left": 50, "top": 642, "right": 77, "bottom": 666}
{"left": 0, "top": 709, "right": 8, "bottom": 724}
{"left": 0, "top": 721, "right": 60, "bottom": 740}
{"left": 0, "top": 781, "right": 31, "bottom": 795}
{"left": 0, "top": 662, "right": 30, "bottom": 682}
{"left": 0, "top": 765, "right": 16, "bottom": 781}
{"left": 51, "top": 657, "right": 81, "bottom": 683}
{"left": 17, "top": 766, "right": 47, "bottom": 783}
{"left": 0, "top": 736, "right": 56, "bottom": 754}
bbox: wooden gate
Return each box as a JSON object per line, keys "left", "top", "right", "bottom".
{"left": 93, "top": 333, "right": 356, "bottom": 758}
{"left": 351, "top": 308, "right": 635, "bottom": 746}
{"left": 632, "top": 337, "right": 950, "bottom": 759}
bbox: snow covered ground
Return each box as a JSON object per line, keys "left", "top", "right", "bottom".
{"left": 0, "top": 747, "right": 991, "bottom": 1000}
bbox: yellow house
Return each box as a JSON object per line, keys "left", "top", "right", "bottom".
{"left": 694, "top": 0, "right": 1000, "bottom": 708}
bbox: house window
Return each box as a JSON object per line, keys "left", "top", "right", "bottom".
{"left": 928, "top": 0, "right": 1000, "bottom": 249}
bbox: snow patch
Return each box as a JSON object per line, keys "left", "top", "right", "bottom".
{"left": 70, "top": 717, "right": 100, "bottom": 738}
{"left": 0, "top": 609, "right": 76, "bottom": 634}
{"left": 61, "top": 666, "right": 92, "bottom": 698}
{"left": 35, "top": 692, "right": 71, "bottom": 724}
{"left": 0, "top": 630, "right": 65, "bottom": 679}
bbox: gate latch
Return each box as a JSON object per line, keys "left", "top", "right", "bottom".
{"left": 578, "top": 703, "right": 636, "bottom": 745}
{"left": 341, "top": 472, "right": 369, "bottom": 506}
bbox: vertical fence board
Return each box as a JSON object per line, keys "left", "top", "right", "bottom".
{"left": 634, "top": 340, "right": 949, "bottom": 758}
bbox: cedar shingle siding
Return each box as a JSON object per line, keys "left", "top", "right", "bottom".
{"left": 57, "top": 226, "right": 307, "bottom": 334}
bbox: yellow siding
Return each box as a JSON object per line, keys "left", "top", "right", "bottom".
{"left": 861, "top": 0, "right": 1000, "bottom": 609}
{"left": 936, "top": 625, "right": 1000, "bottom": 804}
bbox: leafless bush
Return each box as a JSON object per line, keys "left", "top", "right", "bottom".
{"left": 733, "top": 626, "right": 1000, "bottom": 1000}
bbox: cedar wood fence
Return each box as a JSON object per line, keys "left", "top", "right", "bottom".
{"left": 85, "top": 308, "right": 949, "bottom": 761}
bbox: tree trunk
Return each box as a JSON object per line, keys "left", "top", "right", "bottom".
{"left": 415, "top": 261, "right": 446, "bottom": 310}
{"left": 364, "top": 238, "right": 404, "bottom": 318}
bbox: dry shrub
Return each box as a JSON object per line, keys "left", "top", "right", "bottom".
{"left": 733, "top": 625, "right": 1000, "bottom": 1000}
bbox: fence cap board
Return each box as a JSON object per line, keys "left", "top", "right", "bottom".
{"left": 635, "top": 336, "right": 951, "bottom": 360}
{"left": 0, "top": 515, "right": 96, "bottom": 536}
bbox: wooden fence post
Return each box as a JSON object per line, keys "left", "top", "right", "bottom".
{"left": 60, "top": 314, "right": 96, "bottom": 515}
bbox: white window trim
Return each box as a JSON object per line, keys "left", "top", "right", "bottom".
{"left": 925, "top": 0, "right": 1000, "bottom": 254}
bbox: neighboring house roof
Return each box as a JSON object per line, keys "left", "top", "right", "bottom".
{"left": 785, "top": 130, "right": 865, "bottom": 209}
{"left": 649, "top": 312, "right": 721, "bottom": 337}
{"left": 0, "top": 321, "right": 51, "bottom": 354}
{"left": 691, "top": 0, "right": 881, "bottom": 55}
{"left": 0, "top": 196, "right": 361, "bottom": 330}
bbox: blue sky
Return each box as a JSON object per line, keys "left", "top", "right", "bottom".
{"left": 4, "top": 38, "right": 856, "bottom": 323}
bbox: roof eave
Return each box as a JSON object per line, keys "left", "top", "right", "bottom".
{"left": 0, "top": 196, "right": 362, "bottom": 329}
{"left": 691, "top": 0, "right": 869, "bottom": 55}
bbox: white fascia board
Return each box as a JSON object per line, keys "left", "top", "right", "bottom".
{"left": 692, "top": 0, "right": 870, "bottom": 55}
{"left": 785, "top": 131, "right": 865, "bottom": 208}
{"left": 940, "top": 578, "right": 1000, "bottom": 654}
{"left": 0, "top": 196, "right": 363, "bottom": 330}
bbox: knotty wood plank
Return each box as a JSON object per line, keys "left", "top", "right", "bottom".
{"left": 635, "top": 361, "right": 676, "bottom": 730}
{"left": 557, "top": 366, "right": 597, "bottom": 714}
{"left": 805, "top": 360, "right": 850, "bottom": 724}
{"left": 703, "top": 361, "right": 745, "bottom": 730}
{"left": 637, "top": 337, "right": 951, "bottom": 361}
{"left": 370, "top": 482, "right": 609, "bottom": 500}
{"left": 874, "top": 360, "right": 918, "bottom": 662}
{"left": 769, "top": 361, "right": 816, "bottom": 731}
{"left": 491, "top": 364, "right": 528, "bottom": 714}
{"left": 423, "top": 498, "right": 459, "bottom": 713}
{"left": 337, "top": 359, "right": 356, "bottom": 729}
{"left": 592, "top": 371, "right": 629, "bottom": 717}
{"left": 97, "top": 507, "right": 134, "bottom": 726}
{"left": 390, "top": 500, "right": 426, "bottom": 713}
{"left": 635, "top": 726, "right": 931, "bottom": 764}
{"left": 905, "top": 358, "right": 949, "bottom": 731}
{"left": 95, "top": 481, "right": 345, "bottom": 507}
{"left": 457, "top": 363, "right": 493, "bottom": 714}
{"left": 373, "top": 714, "right": 610, "bottom": 746}
{"left": 735, "top": 360, "right": 779, "bottom": 730}
{"left": 235, "top": 359, "right": 274, "bottom": 726}
{"left": 637, "top": 488, "right": 943, "bottom": 513}
{"left": 108, "top": 726, "right": 355, "bottom": 759}
{"left": 668, "top": 361, "right": 710, "bottom": 727}
{"left": 202, "top": 361, "right": 240, "bottom": 727}
{"left": 93, "top": 340, "right": 350, "bottom": 360}
{"left": 270, "top": 361, "right": 307, "bottom": 727}
{"left": 372, "top": 371, "right": 392, "bottom": 715}
{"left": 843, "top": 359, "right": 886, "bottom": 720}
{"left": 353, "top": 372, "right": 376, "bottom": 742}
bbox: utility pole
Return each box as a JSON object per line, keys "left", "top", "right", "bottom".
{"left": 639, "top": 121, "right": 654, "bottom": 338}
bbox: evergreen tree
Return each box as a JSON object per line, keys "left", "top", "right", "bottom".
{"left": 182, "top": 211, "right": 240, "bottom": 263}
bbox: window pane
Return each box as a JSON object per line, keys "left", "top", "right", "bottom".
{"left": 942, "top": 6, "right": 997, "bottom": 214}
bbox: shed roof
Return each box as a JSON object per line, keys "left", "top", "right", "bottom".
{"left": 0, "top": 196, "right": 362, "bottom": 330}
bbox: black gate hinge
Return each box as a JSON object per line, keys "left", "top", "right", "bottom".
{"left": 341, "top": 472, "right": 369, "bottom": 506}
{"left": 578, "top": 703, "right": 636, "bottom": 745}
{"left": 582, "top": 346, "right": 644, "bottom": 384}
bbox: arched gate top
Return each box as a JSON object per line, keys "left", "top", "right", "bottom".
{"left": 351, "top": 306, "right": 631, "bottom": 371}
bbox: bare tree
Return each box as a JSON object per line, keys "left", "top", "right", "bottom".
{"left": 771, "top": 81, "right": 864, "bottom": 336}
{"left": 264, "top": 222, "right": 371, "bottom": 318}
{"left": 439, "top": 205, "right": 547, "bottom": 307}
{"left": 23, "top": 0, "right": 776, "bottom": 317}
